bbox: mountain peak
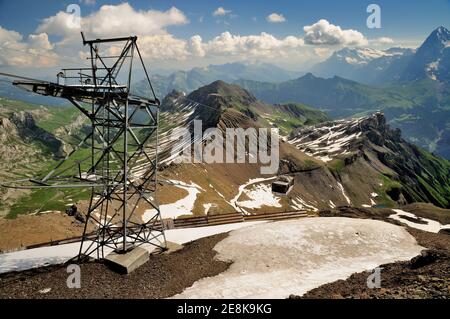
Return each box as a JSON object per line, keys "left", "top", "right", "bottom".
{"left": 425, "top": 26, "right": 450, "bottom": 45}
{"left": 434, "top": 26, "right": 450, "bottom": 35}
{"left": 196, "top": 80, "right": 256, "bottom": 99}
{"left": 300, "top": 73, "right": 317, "bottom": 80}
{"left": 187, "top": 81, "right": 258, "bottom": 112}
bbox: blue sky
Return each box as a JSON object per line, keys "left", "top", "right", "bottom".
{"left": 0, "top": 0, "right": 449, "bottom": 73}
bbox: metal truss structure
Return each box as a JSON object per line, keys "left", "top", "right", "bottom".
{"left": 10, "top": 33, "right": 166, "bottom": 259}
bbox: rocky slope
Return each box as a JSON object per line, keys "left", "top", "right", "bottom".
{"left": 289, "top": 113, "right": 450, "bottom": 208}
{"left": 238, "top": 27, "right": 450, "bottom": 159}
{"left": 0, "top": 97, "right": 89, "bottom": 217}
{"left": 153, "top": 82, "right": 450, "bottom": 220}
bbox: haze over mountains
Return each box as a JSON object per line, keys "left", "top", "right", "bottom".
{"left": 312, "top": 26, "right": 450, "bottom": 85}
{"left": 137, "top": 62, "right": 304, "bottom": 99}
{"left": 310, "top": 47, "right": 416, "bottom": 85}
{"left": 236, "top": 27, "right": 450, "bottom": 159}
{"left": 2, "top": 27, "right": 450, "bottom": 159}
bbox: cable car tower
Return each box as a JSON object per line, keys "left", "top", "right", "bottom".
{"left": 9, "top": 33, "right": 166, "bottom": 259}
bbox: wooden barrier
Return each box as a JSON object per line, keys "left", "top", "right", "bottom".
{"left": 5, "top": 210, "right": 313, "bottom": 252}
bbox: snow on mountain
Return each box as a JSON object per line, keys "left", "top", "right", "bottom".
{"left": 400, "top": 26, "right": 450, "bottom": 82}
{"left": 311, "top": 47, "right": 414, "bottom": 84}
{"left": 289, "top": 116, "right": 366, "bottom": 162}
{"left": 336, "top": 48, "right": 404, "bottom": 66}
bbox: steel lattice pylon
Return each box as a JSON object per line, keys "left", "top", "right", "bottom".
{"left": 12, "top": 33, "right": 167, "bottom": 259}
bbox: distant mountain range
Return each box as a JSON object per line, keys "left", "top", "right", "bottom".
{"left": 311, "top": 26, "right": 450, "bottom": 85}
{"left": 134, "top": 62, "right": 303, "bottom": 98}
{"left": 235, "top": 27, "right": 450, "bottom": 159}
{"left": 238, "top": 73, "right": 450, "bottom": 159}
{"left": 311, "top": 47, "right": 415, "bottom": 85}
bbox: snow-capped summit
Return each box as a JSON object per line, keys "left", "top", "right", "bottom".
{"left": 333, "top": 47, "right": 406, "bottom": 66}
{"left": 434, "top": 26, "right": 450, "bottom": 43}
{"left": 311, "top": 26, "right": 450, "bottom": 84}
{"left": 311, "top": 47, "right": 414, "bottom": 84}
{"left": 400, "top": 26, "right": 450, "bottom": 82}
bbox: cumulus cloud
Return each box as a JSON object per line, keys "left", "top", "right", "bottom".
{"left": 28, "top": 33, "right": 54, "bottom": 50}
{"left": 0, "top": 26, "right": 22, "bottom": 43}
{"left": 0, "top": 26, "right": 58, "bottom": 67}
{"left": 198, "top": 32, "right": 304, "bottom": 59}
{"left": 371, "top": 37, "right": 394, "bottom": 45}
{"left": 314, "top": 47, "right": 333, "bottom": 58}
{"left": 266, "top": 13, "right": 286, "bottom": 23}
{"left": 189, "top": 35, "right": 205, "bottom": 57}
{"left": 213, "top": 7, "right": 231, "bottom": 17}
{"left": 303, "top": 19, "right": 368, "bottom": 46}
{"left": 137, "top": 34, "right": 190, "bottom": 60}
{"left": 37, "top": 3, "right": 189, "bottom": 39}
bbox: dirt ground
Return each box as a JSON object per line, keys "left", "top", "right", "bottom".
{"left": 0, "top": 212, "right": 86, "bottom": 252}
{"left": 0, "top": 233, "right": 229, "bottom": 299}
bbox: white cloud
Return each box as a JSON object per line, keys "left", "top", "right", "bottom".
{"left": 371, "top": 37, "right": 394, "bottom": 45}
{"left": 117, "top": 31, "right": 305, "bottom": 62}
{"left": 199, "top": 32, "right": 304, "bottom": 59}
{"left": 0, "top": 26, "right": 58, "bottom": 67}
{"left": 137, "top": 34, "right": 190, "bottom": 60}
{"left": 213, "top": 7, "right": 231, "bottom": 17}
{"left": 189, "top": 35, "right": 205, "bottom": 57}
{"left": 37, "top": 3, "right": 189, "bottom": 39}
{"left": 36, "top": 11, "right": 79, "bottom": 37}
{"left": 28, "top": 33, "right": 54, "bottom": 50}
{"left": 0, "top": 26, "right": 22, "bottom": 43}
{"left": 303, "top": 19, "right": 368, "bottom": 46}
{"left": 266, "top": 13, "right": 286, "bottom": 23}
{"left": 314, "top": 47, "right": 333, "bottom": 58}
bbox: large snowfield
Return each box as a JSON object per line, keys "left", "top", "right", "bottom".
{"left": 173, "top": 217, "right": 424, "bottom": 299}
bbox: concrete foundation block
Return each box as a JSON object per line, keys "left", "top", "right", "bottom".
{"left": 105, "top": 246, "right": 149, "bottom": 274}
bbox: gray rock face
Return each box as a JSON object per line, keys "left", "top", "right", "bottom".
{"left": 289, "top": 112, "right": 450, "bottom": 208}
{"left": 9, "top": 111, "right": 65, "bottom": 157}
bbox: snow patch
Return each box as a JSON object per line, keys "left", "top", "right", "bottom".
{"left": 143, "top": 180, "right": 203, "bottom": 220}
{"left": 230, "top": 177, "right": 277, "bottom": 214}
{"left": 203, "top": 203, "right": 212, "bottom": 214}
{"left": 237, "top": 183, "right": 282, "bottom": 209}
{"left": 389, "top": 209, "right": 450, "bottom": 233}
{"left": 337, "top": 182, "right": 351, "bottom": 205}
{"left": 173, "top": 218, "right": 424, "bottom": 299}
